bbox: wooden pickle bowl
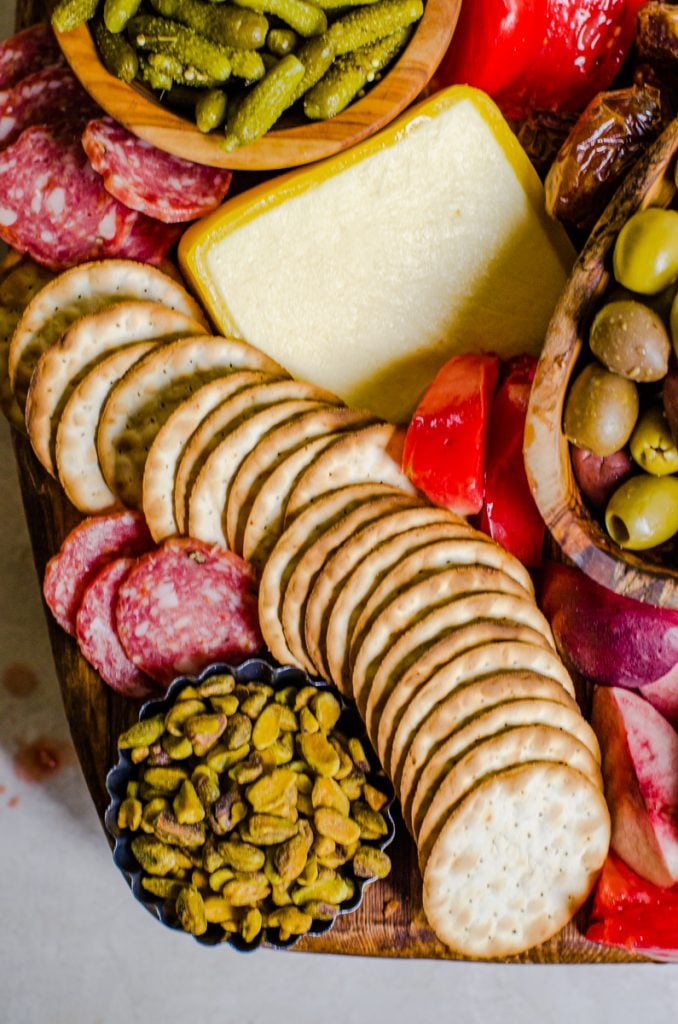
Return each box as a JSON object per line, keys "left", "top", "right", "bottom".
{"left": 51, "top": 0, "right": 460, "bottom": 171}
{"left": 525, "top": 116, "right": 678, "bottom": 608}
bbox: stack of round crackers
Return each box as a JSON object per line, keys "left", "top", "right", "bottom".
{"left": 7, "top": 258, "right": 610, "bottom": 959}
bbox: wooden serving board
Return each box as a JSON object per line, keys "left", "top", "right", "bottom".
{"left": 10, "top": 0, "right": 644, "bottom": 966}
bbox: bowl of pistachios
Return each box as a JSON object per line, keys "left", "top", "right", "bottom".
{"left": 105, "top": 657, "right": 395, "bottom": 950}
{"left": 51, "top": 0, "right": 460, "bottom": 170}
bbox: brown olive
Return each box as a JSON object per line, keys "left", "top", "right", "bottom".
{"left": 563, "top": 362, "right": 639, "bottom": 457}
{"left": 570, "top": 445, "right": 633, "bottom": 508}
{"left": 588, "top": 299, "right": 670, "bottom": 381}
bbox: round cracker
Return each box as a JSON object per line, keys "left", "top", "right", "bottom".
{"left": 25, "top": 301, "right": 204, "bottom": 475}
{"left": 258, "top": 483, "right": 407, "bottom": 673}
{"left": 225, "top": 406, "right": 377, "bottom": 556}
{"left": 142, "top": 371, "right": 279, "bottom": 543}
{"left": 306, "top": 504, "right": 469, "bottom": 682}
{"left": 421, "top": 762, "right": 610, "bottom": 959}
{"left": 187, "top": 396, "right": 333, "bottom": 547}
{"left": 323, "top": 515, "right": 479, "bottom": 695}
{"left": 97, "top": 335, "right": 284, "bottom": 509}
{"left": 407, "top": 696, "right": 601, "bottom": 839}
{"left": 351, "top": 567, "right": 531, "bottom": 717}
{"left": 284, "top": 423, "right": 416, "bottom": 522}
{"left": 55, "top": 340, "right": 157, "bottom": 514}
{"left": 349, "top": 536, "right": 535, "bottom": 689}
{"left": 280, "top": 492, "right": 420, "bottom": 676}
{"left": 418, "top": 724, "right": 602, "bottom": 865}
{"left": 388, "top": 641, "right": 577, "bottom": 789}
{"left": 365, "top": 616, "right": 553, "bottom": 751}
{"left": 8, "top": 259, "right": 208, "bottom": 411}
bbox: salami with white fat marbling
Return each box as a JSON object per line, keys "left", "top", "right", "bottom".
{"left": 43, "top": 510, "right": 154, "bottom": 635}
{"left": 0, "top": 122, "right": 180, "bottom": 269}
{"left": 0, "top": 24, "right": 64, "bottom": 89}
{"left": 116, "top": 538, "right": 262, "bottom": 684}
{"left": 75, "top": 556, "right": 158, "bottom": 699}
{"left": 82, "top": 117, "right": 232, "bottom": 224}
{"left": 0, "top": 66, "right": 99, "bottom": 148}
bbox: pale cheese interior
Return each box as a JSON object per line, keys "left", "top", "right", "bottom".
{"left": 203, "top": 98, "right": 574, "bottom": 423}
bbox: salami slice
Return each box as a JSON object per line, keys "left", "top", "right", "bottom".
{"left": 116, "top": 538, "right": 262, "bottom": 684}
{"left": 0, "top": 24, "right": 65, "bottom": 89}
{"left": 0, "top": 66, "right": 99, "bottom": 148}
{"left": 0, "top": 122, "right": 178, "bottom": 270}
{"left": 43, "top": 510, "right": 154, "bottom": 635}
{"left": 75, "top": 557, "right": 157, "bottom": 699}
{"left": 82, "top": 117, "right": 232, "bottom": 224}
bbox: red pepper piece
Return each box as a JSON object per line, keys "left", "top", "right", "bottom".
{"left": 586, "top": 909, "right": 678, "bottom": 962}
{"left": 402, "top": 353, "right": 500, "bottom": 516}
{"left": 479, "top": 355, "right": 545, "bottom": 567}
{"left": 591, "top": 852, "right": 678, "bottom": 919}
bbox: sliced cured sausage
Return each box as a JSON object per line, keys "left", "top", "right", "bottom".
{"left": 43, "top": 510, "right": 154, "bottom": 635}
{"left": 0, "top": 122, "right": 179, "bottom": 270}
{"left": 0, "top": 24, "right": 64, "bottom": 89}
{"left": 0, "top": 66, "right": 99, "bottom": 148}
{"left": 110, "top": 214, "right": 183, "bottom": 266}
{"left": 82, "top": 117, "right": 233, "bottom": 224}
{"left": 116, "top": 538, "right": 262, "bottom": 684}
{"left": 75, "top": 557, "right": 157, "bottom": 699}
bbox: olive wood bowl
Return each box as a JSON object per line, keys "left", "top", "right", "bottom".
{"left": 51, "top": 0, "right": 460, "bottom": 171}
{"left": 525, "top": 115, "right": 678, "bottom": 608}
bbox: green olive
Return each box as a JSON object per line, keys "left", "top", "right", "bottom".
{"left": 605, "top": 474, "right": 678, "bottom": 550}
{"left": 629, "top": 406, "right": 678, "bottom": 476}
{"left": 563, "top": 362, "right": 639, "bottom": 457}
{"left": 613, "top": 208, "right": 678, "bottom": 295}
{"left": 589, "top": 299, "right": 670, "bottom": 381}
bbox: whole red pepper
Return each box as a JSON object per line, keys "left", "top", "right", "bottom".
{"left": 479, "top": 355, "right": 545, "bottom": 567}
{"left": 402, "top": 353, "right": 501, "bottom": 516}
{"left": 438, "top": 0, "right": 648, "bottom": 120}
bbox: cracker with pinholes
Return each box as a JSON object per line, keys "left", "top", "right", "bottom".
{"left": 365, "top": 616, "right": 555, "bottom": 752}
{"left": 284, "top": 422, "right": 416, "bottom": 523}
{"left": 280, "top": 492, "right": 421, "bottom": 677}
{"left": 407, "top": 696, "right": 602, "bottom": 840}
{"left": 97, "top": 335, "right": 285, "bottom": 510}
{"left": 186, "top": 390, "right": 341, "bottom": 548}
{"left": 386, "top": 639, "right": 578, "bottom": 790}
{"left": 421, "top": 763, "right": 610, "bottom": 960}
{"left": 226, "top": 405, "right": 379, "bottom": 557}
{"left": 258, "top": 483, "right": 408, "bottom": 670}
{"left": 9, "top": 259, "right": 208, "bottom": 412}
{"left": 350, "top": 567, "right": 532, "bottom": 719}
{"left": 306, "top": 504, "right": 468, "bottom": 687}
{"left": 143, "top": 371, "right": 281, "bottom": 544}
{"left": 25, "top": 301, "right": 205, "bottom": 475}
{"left": 56, "top": 341, "right": 158, "bottom": 514}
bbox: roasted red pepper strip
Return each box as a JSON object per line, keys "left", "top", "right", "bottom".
{"left": 591, "top": 852, "right": 678, "bottom": 918}
{"left": 402, "top": 353, "right": 500, "bottom": 516}
{"left": 586, "top": 910, "right": 678, "bottom": 962}
{"left": 479, "top": 355, "right": 545, "bottom": 567}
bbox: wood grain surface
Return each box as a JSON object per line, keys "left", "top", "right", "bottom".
{"left": 525, "top": 117, "right": 678, "bottom": 608}
{"left": 48, "top": 0, "right": 460, "bottom": 171}
{"left": 10, "top": 0, "right": 647, "bottom": 965}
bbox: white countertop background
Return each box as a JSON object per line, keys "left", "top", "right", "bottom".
{"left": 0, "top": 7, "right": 675, "bottom": 1020}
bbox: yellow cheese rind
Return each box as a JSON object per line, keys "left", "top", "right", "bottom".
{"left": 179, "top": 86, "right": 576, "bottom": 424}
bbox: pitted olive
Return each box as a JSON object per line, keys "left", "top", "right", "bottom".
{"left": 629, "top": 406, "right": 678, "bottom": 476}
{"left": 605, "top": 475, "right": 678, "bottom": 550}
{"left": 563, "top": 362, "right": 639, "bottom": 456}
{"left": 613, "top": 208, "right": 678, "bottom": 295}
{"left": 589, "top": 300, "right": 670, "bottom": 382}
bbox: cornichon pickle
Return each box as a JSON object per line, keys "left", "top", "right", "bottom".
{"left": 94, "top": 19, "right": 139, "bottom": 82}
{"left": 327, "top": 0, "right": 421, "bottom": 55}
{"left": 232, "top": 0, "right": 326, "bottom": 37}
{"left": 52, "top": 0, "right": 99, "bottom": 32}
{"left": 223, "top": 54, "right": 304, "bottom": 151}
{"left": 146, "top": 51, "right": 220, "bottom": 87}
{"left": 304, "top": 27, "right": 408, "bottom": 119}
{"left": 104, "top": 0, "right": 143, "bottom": 34}
{"left": 150, "top": 0, "right": 269, "bottom": 49}
{"left": 128, "top": 15, "right": 233, "bottom": 80}
{"left": 267, "top": 27, "right": 298, "bottom": 54}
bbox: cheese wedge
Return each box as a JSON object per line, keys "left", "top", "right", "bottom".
{"left": 180, "top": 86, "right": 575, "bottom": 423}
